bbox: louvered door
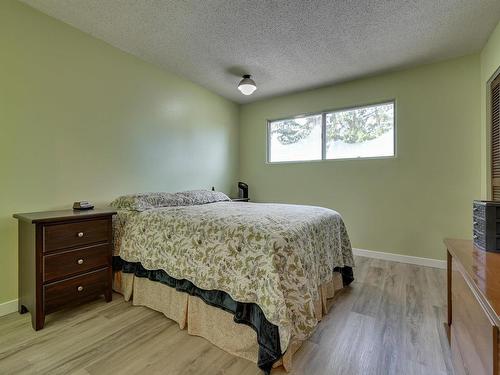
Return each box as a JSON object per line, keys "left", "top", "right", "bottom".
{"left": 491, "top": 73, "right": 500, "bottom": 200}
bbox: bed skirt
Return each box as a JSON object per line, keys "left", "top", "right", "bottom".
{"left": 113, "top": 269, "right": 346, "bottom": 372}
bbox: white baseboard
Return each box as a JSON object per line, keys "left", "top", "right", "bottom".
{"left": 0, "top": 299, "right": 18, "bottom": 317}
{"left": 353, "top": 248, "right": 446, "bottom": 269}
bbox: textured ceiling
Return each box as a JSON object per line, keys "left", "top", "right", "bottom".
{"left": 21, "top": 0, "right": 500, "bottom": 103}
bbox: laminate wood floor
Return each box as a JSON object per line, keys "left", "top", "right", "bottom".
{"left": 0, "top": 256, "right": 453, "bottom": 375}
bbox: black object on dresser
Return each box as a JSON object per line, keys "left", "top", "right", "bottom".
{"left": 13, "top": 208, "right": 116, "bottom": 330}
{"left": 473, "top": 200, "right": 500, "bottom": 251}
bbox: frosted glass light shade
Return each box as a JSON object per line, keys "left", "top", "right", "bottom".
{"left": 238, "top": 75, "right": 257, "bottom": 95}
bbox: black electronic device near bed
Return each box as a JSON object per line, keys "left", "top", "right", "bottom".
{"left": 238, "top": 182, "right": 248, "bottom": 199}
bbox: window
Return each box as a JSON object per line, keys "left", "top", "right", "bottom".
{"left": 267, "top": 101, "right": 395, "bottom": 163}
{"left": 268, "top": 114, "right": 322, "bottom": 162}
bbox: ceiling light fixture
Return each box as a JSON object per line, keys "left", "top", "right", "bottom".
{"left": 238, "top": 74, "right": 257, "bottom": 96}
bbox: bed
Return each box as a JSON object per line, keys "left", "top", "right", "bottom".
{"left": 111, "top": 190, "right": 354, "bottom": 374}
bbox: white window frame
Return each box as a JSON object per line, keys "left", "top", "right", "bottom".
{"left": 266, "top": 100, "right": 397, "bottom": 164}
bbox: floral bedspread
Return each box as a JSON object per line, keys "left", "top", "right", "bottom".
{"left": 113, "top": 201, "right": 354, "bottom": 350}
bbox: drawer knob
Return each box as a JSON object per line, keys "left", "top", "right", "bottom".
{"left": 77, "top": 232, "right": 84, "bottom": 238}
{"left": 77, "top": 286, "right": 84, "bottom": 292}
{"left": 77, "top": 259, "right": 84, "bottom": 265}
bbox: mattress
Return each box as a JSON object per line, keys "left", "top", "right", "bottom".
{"left": 111, "top": 191, "right": 354, "bottom": 372}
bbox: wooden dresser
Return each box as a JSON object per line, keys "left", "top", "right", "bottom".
{"left": 13, "top": 209, "right": 116, "bottom": 330}
{"left": 445, "top": 238, "right": 500, "bottom": 375}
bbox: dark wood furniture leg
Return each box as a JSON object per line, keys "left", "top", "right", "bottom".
{"left": 34, "top": 307, "right": 45, "bottom": 331}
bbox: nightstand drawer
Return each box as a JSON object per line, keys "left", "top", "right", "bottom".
{"left": 44, "top": 268, "right": 108, "bottom": 314}
{"left": 43, "top": 244, "right": 110, "bottom": 283}
{"left": 43, "top": 219, "right": 109, "bottom": 252}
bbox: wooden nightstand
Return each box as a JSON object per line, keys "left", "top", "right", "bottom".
{"left": 13, "top": 208, "right": 116, "bottom": 330}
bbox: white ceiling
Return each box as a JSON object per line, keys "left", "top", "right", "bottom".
{"left": 21, "top": 0, "right": 500, "bottom": 104}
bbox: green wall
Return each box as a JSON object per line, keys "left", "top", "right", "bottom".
{"left": 1, "top": 0, "right": 497, "bottom": 306}
{"left": 239, "top": 55, "right": 481, "bottom": 260}
{"left": 0, "top": 0, "right": 239, "bottom": 304}
{"left": 480, "top": 21, "right": 500, "bottom": 198}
